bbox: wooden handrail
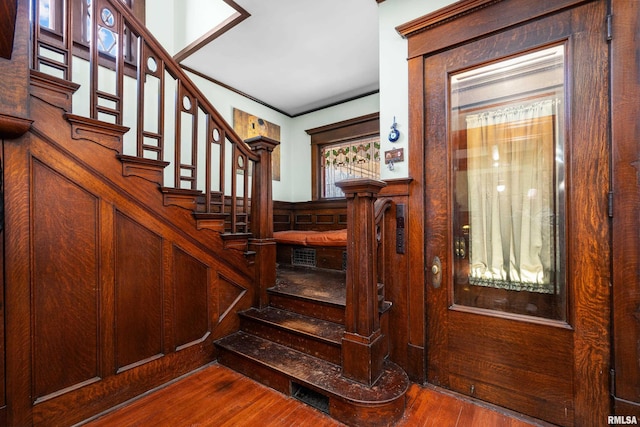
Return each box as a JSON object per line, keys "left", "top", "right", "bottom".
{"left": 107, "top": 0, "right": 258, "bottom": 163}
{"left": 31, "top": 0, "right": 268, "bottom": 235}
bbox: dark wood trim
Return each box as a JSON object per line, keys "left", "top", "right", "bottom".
{"left": 337, "top": 178, "right": 387, "bottom": 386}
{"left": 0, "top": 113, "right": 32, "bottom": 139}
{"left": 611, "top": 0, "right": 640, "bottom": 412}
{"left": 306, "top": 113, "right": 380, "bottom": 200}
{"left": 406, "top": 54, "right": 426, "bottom": 383}
{"left": 397, "top": 0, "right": 593, "bottom": 58}
{"left": 247, "top": 136, "right": 279, "bottom": 308}
{"left": 291, "top": 90, "right": 379, "bottom": 118}
{"left": 403, "top": 0, "right": 612, "bottom": 423}
{"left": 306, "top": 112, "right": 380, "bottom": 137}
{"left": 396, "top": 0, "right": 499, "bottom": 38}
{"left": 273, "top": 199, "right": 347, "bottom": 232}
{"left": 0, "top": 0, "right": 17, "bottom": 59}
{"left": 182, "top": 65, "right": 291, "bottom": 117}
{"left": 174, "top": 0, "right": 250, "bottom": 63}
{"left": 0, "top": 0, "right": 29, "bottom": 121}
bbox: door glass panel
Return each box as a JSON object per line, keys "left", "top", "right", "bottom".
{"left": 450, "top": 45, "right": 566, "bottom": 321}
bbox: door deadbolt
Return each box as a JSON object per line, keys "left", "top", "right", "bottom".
{"left": 432, "top": 256, "right": 442, "bottom": 288}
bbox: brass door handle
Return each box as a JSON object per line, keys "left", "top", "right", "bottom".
{"left": 432, "top": 256, "right": 442, "bottom": 288}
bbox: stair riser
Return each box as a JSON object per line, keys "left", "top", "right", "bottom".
{"left": 240, "top": 317, "right": 342, "bottom": 365}
{"left": 217, "top": 347, "right": 291, "bottom": 395}
{"left": 268, "top": 293, "right": 345, "bottom": 324}
{"left": 216, "top": 343, "right": 407, "bottom": 427}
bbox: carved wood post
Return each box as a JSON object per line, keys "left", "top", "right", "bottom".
{"left": 246, "top": 135, "right": 279, "bottom": 308}
{"left": 336, "top": 178, "right": 387, "bottom": 386}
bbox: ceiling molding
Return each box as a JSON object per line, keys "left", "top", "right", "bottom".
{"left": 183, "top": 64, "right": 379, "bottom": 118}
{"left": 182, "top": 64, "right": 291, "bottom": 116}
{"left": 174, "top": 0, "right": 250, "bottom": 63}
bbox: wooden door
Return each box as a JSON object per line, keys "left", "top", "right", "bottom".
{"left": 423, "top": 2, "right": 609, "bottom": 426}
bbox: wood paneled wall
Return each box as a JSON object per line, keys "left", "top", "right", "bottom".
{"left": 611, "top": 0, "right": 640, "bottom": 417}
{"left": 3, "top": 94, "right": 255, "bottom": 426}
{"left": 377, "top": 178, "right": 423, "bottom": 382}
{"left": 273, "top": 199, "right": 347, "bottom": 232}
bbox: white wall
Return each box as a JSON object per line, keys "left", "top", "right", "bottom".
{"left": 377, "top": 0, "right": 456, "bottom": 180}
{"left": 174, "top": 0, "right": 236, "bottom": 53}
{"left": 146, "top": 0, "right": 176, "bottom": 55}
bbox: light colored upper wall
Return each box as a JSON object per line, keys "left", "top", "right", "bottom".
{"left": 174, "top": 0, "right": 236, "bottom": 54}
{"left": 377, "top": 0, "right": 456, "bottom": 181}
{"left": 146, "top": 0, "right": 457, "bottom": 201}
{"left": 146, "top": 0, "right": 176, "bottom": 54}
{"left": 287, "top": 94, "right": 381, "bottom": 202}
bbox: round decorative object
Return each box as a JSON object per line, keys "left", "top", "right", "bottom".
{"left": 388, "top": 127, "right": 400, "bottom": 142}
{"left": 101, "top": 8, "right": 115, "bottom": 27}
{"left": 147, "top": 56, "right": 157, "bottom": 73}
{"left": 388, "top": 116, "right": 400, "bottom": 142}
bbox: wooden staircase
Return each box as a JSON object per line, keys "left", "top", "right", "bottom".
{"left": 4, "top": 0, "right": 412, "bottom": 425}
{"left": 216, "top": 266, "right": 409, "bottom": 427}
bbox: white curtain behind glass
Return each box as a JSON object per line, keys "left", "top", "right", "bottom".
{"left": 466, "top": 100, "right": 559, "bottom": 294}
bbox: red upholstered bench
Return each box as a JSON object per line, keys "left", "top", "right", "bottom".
{"left": 274, "top": 229, "right": 347, "bottom": 247}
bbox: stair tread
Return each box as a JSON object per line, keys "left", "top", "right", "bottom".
{"left": 272, "top": 265, "right": 346, "bottom": 306}
{"left": 216, "top": 331, "right": 409, "bottom": 403}
{"left": 242, "top": 307, "right": 344, "bottom": 344}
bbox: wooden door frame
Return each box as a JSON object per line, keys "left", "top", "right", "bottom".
{"left": 399, "top": 0, "right": 612, "bottom": 423}
{"left": 611, "top": 0, "right": 640, "bottom": 416}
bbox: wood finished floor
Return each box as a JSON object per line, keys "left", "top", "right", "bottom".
{"left": 82, "top": 363, "right": 551, "bottom": 427}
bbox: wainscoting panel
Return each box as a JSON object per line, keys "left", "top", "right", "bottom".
{"left": 115, "top": 212, "right": 164, "bottom": 372}
{"left": 173, "top": 245, "right": 211, "bottom": 350}
{"left": 32, "top": 158, "right": 100, "bottom": 402}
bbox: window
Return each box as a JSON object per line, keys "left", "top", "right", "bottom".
{"left": 320, "top": 137, "right": 380, "bottom": 198}
{"left": 36, "top": 0, "right": 144, "bottom": 60}
{"left": 307, "top": 113, "right": 380, "bottom": 200}
{"left": 450, "top": 45, "right": 566, "bottom": 319}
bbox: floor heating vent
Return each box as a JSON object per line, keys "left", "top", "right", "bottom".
{"left": 292, "top": 248, "right": 316, "bottom": 267}
{"left": 292, "top": 382, "right": 329, "bottom": 414}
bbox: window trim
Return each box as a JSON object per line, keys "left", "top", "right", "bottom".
{"left": 306, "top": 112, "right": 380, "bottom": 200}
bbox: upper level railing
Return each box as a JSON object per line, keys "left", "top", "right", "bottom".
{"left": 31, "top": 0, "right": 271, "bottom": 235}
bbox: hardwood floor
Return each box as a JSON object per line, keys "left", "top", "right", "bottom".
{"left": 82, "top": 363, "right": 552, "bottom": 427}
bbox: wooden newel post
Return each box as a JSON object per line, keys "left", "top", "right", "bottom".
{"left": 336, "top": 178, "right": 387, "bottom": 386}
{"left": 246, "top": 135, "right": 279, "bottom": 308}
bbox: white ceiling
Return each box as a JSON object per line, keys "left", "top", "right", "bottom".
{"left": 178, "top": 0, "right": 380, "bottom": 117}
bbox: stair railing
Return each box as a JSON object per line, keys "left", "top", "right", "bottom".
{"left": 31, "top": 0, "right": 273, "bottom": 235}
